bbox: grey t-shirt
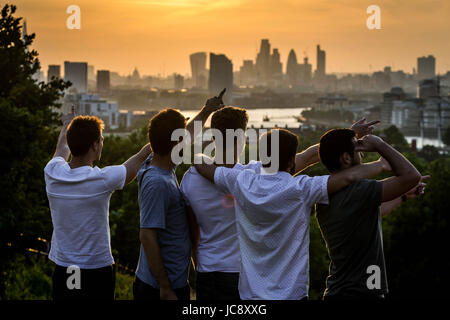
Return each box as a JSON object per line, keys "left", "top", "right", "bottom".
{"left": 135, "top": 155, "right": 191, "bottom": 289}
{"left": 315, "top": 179, "right": 388, "bottom": 298}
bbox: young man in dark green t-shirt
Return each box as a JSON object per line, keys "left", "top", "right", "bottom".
{"left": 316, "top": 129, "right": 427, "bottom": 300}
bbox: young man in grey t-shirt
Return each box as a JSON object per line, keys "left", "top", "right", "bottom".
{"left": 316, "top": 129, "right": 426, "bottom": 299}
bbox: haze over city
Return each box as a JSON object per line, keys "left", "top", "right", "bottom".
{"left": 14, "top": 0, "right": 450, "bottom": 76}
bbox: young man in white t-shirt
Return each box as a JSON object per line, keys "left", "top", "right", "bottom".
{"left": 194, "top": 127, "right": 391, "bottom": 300}
{"left": 44, "top": 112, "right": 151, "bottom": 300}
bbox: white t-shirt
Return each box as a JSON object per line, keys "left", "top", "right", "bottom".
{"left": 214, "top": 166, "right": 329, "bottom": 300}
{"left": 179, "top": 161, "right": 262, "bottom": 273}
{"left": 44, "top": 157, "right": 126, "bottom": 269}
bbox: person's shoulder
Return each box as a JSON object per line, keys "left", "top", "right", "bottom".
{"left": 44, "top": 156, "right": 66, "bottom": 172}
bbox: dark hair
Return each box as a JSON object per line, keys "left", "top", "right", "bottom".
{"left": 66, "top": 115, "right": 104, "bottom": 156}
{"left": 148, "top": 108, "right": 187, "bottom": 155}
{"left": 319, "top": 128, "right": 356, "bottom": 173}
{"left": 259, "top": 129, "right": 298, "bottom": 172}
{"left": 211, "top": 106, "right": 248, "bottom": 145}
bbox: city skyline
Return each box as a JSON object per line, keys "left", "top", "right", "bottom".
{"left": 15, "top": 0, "right": 450, "bottom": 76}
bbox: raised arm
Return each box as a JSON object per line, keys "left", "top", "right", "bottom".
{"left": 381, "top": 175, "right": 428, "bottom": 216}
{"left": 327, "top": 157, "right": 390, "bottom": 195}
{"left": 122, "top": 143, "right": 152, "bottom": 185}
{"left": 355, "top": 135, "right": 421, "bottom": 202}
{"left": 186, "top": 88, "right": 226, "bottom": 142}
{"left": 53, "top": 111, "right": 75, "bottom": 160}
{"left": 294, "top": 118, "right": 380, "bottom": 174}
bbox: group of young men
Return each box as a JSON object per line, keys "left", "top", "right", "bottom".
{"left": 44, "top": 90, "right": 427, "bottom": 300}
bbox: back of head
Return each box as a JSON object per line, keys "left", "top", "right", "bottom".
{"left": 66, "top": 115, "right": 104, "bottom": 157}
{"left": 259, "top": 129, "right": 298, "bottom": 173}
{"left": 211, "top": 106, "right": 248, "bottom": 146}
{"left": 319, "top": 128, "right": 356, "bottom": 173}
{"left": 148, "top": 108, "right": 187, "bottom": 156}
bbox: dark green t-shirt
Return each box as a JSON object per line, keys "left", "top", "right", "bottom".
{"left": 315, "top": 179, "right": 388, "bottom": 298}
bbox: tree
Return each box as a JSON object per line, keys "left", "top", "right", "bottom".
{"left": 0, "top": 4, "right": 70, "bottom": 298}
{"left": 381, "top": 125, "right": 409, "bottom": 151}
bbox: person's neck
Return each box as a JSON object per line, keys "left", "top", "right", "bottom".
{"left": 151, "top": 153, "right": 175, "bottom": 171}
{"left": 69, "top": 155, "right": 95, "bottom": 169}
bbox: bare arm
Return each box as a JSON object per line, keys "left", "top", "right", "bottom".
{"left": 122, "top": 143, "right": 152, "bottom": 185}
{"left": 186, "top": 89, "right": 226, "bottom": 142}
{"left": 53, "top": 112, "right": 75, "bottom": 160}
{"left": 381, "top": 175, "right": 428, "bottom": 216}
{"left": 356, "top": 135, "right": 421, "bottom": 202}
{"left": 294, "top": 118, "right": 380, "bottom": 174}
{"left": 185, "top": 206, "right": 200, "bottom": 270}
{"left": 294, "top": 144, "right": 319, "bottom": 174}
{"left": 139, "top": 228, "right": 177, "bottom": 300}
{"left": 327, "top": 158, "right": 389, "bottom": 195}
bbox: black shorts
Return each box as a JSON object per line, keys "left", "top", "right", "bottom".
{"left": 52, "top": 264, "right": 115, "bottom": 300}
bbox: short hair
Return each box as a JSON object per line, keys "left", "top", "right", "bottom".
{"left": 319, "top": 128, "right": 356, "bottom": 173}
{"left": 259, "top": 129, "right": 298, "bottom": 172}
{"left": 211, "top": 106, "right": 249, "bottom": 144}
{"left": 66, "top": 115, "right": 104, "bottom": 157}
{"left": 148, "top": 108, "right": 187, "bottom": 155}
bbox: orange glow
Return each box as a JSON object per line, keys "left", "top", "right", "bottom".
{"left": 13, "top": 0, "right": 450, "bottom": 76}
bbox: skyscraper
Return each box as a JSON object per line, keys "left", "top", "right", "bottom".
{"left": 286, "top": 49, "right": 298, "bottom": 86}
{"left": 239, "top": 60, "right": 255, "bottom": 86}
{"left": 417, "top": 55, "right": 436, "bottom": 80}
{"left": 209, "top": 53, "right": 233, "bottom": 103}
{"left": 97, "top": 70, "right": 110, "bottom": 94}
{"left": 190, "top": 52, "right": 207, "bottom": 88}
{"left": 270, "top": 48, "right": 283, "bottom": 78}
{"left": 315, "top": 45, "right": 326, "bottom": 79}
{"left": 298, "top": 57, "right": 312, "bottom": 84}
{"left": 47, "top": 65, "right": 61, "bottom": 82}
{"left": 256, "top": 39, "right": 271, "bottom": 82}
{"left": 64, "top": 61, "right": 88, "bottom": 93}
{"left": 174, "top": 73, "right": 184, "bottom": 90}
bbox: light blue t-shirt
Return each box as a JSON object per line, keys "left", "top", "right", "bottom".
{"left": 135, "top": 154, "right": 191, "bottom": 289}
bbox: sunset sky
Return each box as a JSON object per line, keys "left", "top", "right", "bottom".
{"left": 13, "top": 0, "right": 450, "bottom": 77}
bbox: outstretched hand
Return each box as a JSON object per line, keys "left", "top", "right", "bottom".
{"left": 351, "top": 118, "right": 380, "bottom": 138}
{"left": 354, "top": 134, "right": 385, "bottom": 153}
{"left": 204, "top": 88, "right": 226, "bottom": 113}
{"left": 405, "top": 175, "right": 430, "bottom": 200}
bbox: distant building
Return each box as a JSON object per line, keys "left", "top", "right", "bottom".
{"left": 97, "top": 70, "right": 110, "bottom": 94}
{"left": 174, "top": 73, "right": 184, "bottom": 90}
{"left": 209, "top": 53, "right": 233, "bottom": 103}
{"left": 419, "top": 79, "right": 438, "bottom": 99}
{"left": 190, "top": 52, "right": 207, "bottom": 88}
{"left": 88, "top": 65, "right": 95, "bottom": 81}
{"left": 239, "top": 60, "right": 255, "bottom": 86}
{"left": 417, "top": 55, "right": 436, "bottom": 80}
{"left": 298, "top": 57, "right": 312, "bottom": 84}
{"left": 270, "top": 48, "right": 283, "bottom": 80}
{"left": 47, "top": 65, "right": 61, "bottom": 82}
{"left": 64, "top": 61, "right": 88, "bottom": 93}
{"left": 256, "top": 39, "right": 271, "bottom": 84}
{"left": 315, "top": 45, "right": 326, "bottom": 79}
{"left": 63, "top": 93, "right": 119, "bottom": 129}
{"left": 286, "top": 49, "right": 298, "bottom": 86}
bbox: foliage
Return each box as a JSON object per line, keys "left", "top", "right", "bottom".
{"left": 0, "top": 4, "right": 70, "bottom": 299}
